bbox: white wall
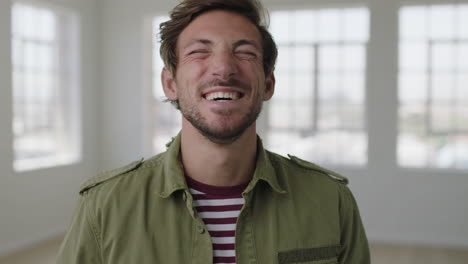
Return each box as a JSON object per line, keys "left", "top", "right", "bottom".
{"left": 98, "top": 0, "right": 179, "bottom": 167}
{"left": 0, "top": 0, "right": 100, "bottom": 256}
{"left": 98, "top": 0, "right": 468, "bottom": 248}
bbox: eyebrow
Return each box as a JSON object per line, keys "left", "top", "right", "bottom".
{"left": 183, "top": 39, "right": 213, "bottom": 51}
{"left": 233, "top": 39, "right": 261, "bottom": 51}
{"left": 183, "top": 38, "right": 261, "bottom": 51}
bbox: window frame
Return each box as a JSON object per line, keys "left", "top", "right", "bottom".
{"left": 264, "top": 7, "right": 369, "bottom": 167}
{"left": 397, "top": 3, "right": 468, "bottom": 170}
{"left": 11, "top": 0, "right": 81, "bottom": 172}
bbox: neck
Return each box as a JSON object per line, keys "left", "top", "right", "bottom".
{"left": 180, "top": 120, "right": 258, "bottom": 187}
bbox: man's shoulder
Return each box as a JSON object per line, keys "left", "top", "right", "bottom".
{"left": 79, "top": 153, "right": 165, "bottom": 195}
{"left": 266, "top": 151, "right": 349, "bottom": 185}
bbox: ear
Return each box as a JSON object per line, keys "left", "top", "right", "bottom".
{"left": 161, "top": 67, "right": 178, "bottom": 100}
{"left": 263, "top": 73, "right": 275, "bottom": 101}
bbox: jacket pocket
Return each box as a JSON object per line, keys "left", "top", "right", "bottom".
{"left": 278, "top": 245, "right": 340, "bottom": 264}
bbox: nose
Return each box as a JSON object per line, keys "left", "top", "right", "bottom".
{"left": 210, "top": 49, "right": 237, "bottom": 80}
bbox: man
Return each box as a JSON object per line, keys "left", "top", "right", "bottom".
{"left": 57, "top": 0, "right": 370, "bottom": 263}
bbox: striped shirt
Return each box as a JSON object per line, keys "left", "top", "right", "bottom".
{"left": 186, "top": 176, "right": 247, "bottom": 264}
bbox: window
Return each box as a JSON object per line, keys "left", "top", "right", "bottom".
{"left": 267, "top": 8, "right": 369, "bottom": 166}
{"left": 398, "top": 5, "right": 468, "bottom": 169}
{"left": 12, "top": 1, "right": 81, "bottom": 171}
{"left": 152, "top": 16, "right": 181, "bottom": 154}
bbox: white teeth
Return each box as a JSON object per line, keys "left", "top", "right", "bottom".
{"left": 205, "top": 92, "right": 240, "bottom": 101}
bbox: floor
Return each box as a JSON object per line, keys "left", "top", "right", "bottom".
{"left": 1, "top": 236, "right": 467, "bottom": 264}
{"left": 369, "top": 243, "right": 468, "bottom": 264}
{"left": 0, "top": 235, "right": 63, "bottom": 264}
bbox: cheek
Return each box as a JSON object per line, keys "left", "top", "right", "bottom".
{"left": 180, "top": 58, "right": 208, "bottom": 75}
{"left": 249, "top": 65, "right": 266, "bottom": 89}
{"left": 249, "top": 60, "right": 265, "bottom": 78}
{"left": 176, "top": 65, "right": 203, "bottom": 86}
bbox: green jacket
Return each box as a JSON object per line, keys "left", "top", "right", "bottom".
{"left": 57, "top": 135, "right": 370, "bottom": 264}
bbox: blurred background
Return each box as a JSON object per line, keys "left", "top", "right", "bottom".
{"left": 0, "top": 0, "right": 467, "bottom": 263}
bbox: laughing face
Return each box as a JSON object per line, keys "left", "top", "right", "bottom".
{"left": 162, "top": 10, "right": 275, "bottom": 144}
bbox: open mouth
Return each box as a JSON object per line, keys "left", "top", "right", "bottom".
{"left": 204, "top": 91, "right": 243, "bottom": 101}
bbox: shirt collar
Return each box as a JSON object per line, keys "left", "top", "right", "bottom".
{"left": 154, "top": 133, "right": 287, "bottom": 198}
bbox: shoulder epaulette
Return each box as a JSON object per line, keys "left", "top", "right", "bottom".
{"left": 165, "top": 137, "right": 176, "bottom": 149}
{"left": 287, "top": 154, "right": 349, "bottom": 185}
{"left": 79, "top": 158, "right": 144, "bottom": 195}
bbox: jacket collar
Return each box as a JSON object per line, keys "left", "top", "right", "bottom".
{"left": 154, "top": 133, "right": 287, "bottom": 198}
{"left": 245, "top": 137, "right": 287, "bottom": 195}
{"left": 154, "top": 134, "right": 187, "bottom": 198}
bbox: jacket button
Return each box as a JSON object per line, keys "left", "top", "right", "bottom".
{"left": 197, "top": 225, "right": 205, "bottom": 234}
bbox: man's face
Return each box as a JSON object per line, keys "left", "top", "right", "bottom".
{"left": 162, "top": 10, "right": 275, "bottom": 144}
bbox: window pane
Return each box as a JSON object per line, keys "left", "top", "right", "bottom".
{"left": 430, "top": 74, "right": 455, "bottom": 130}
{"left": 430, "top": 104, "right": 453, "bottom": 132}
{"left": 398, "top": 4, "right": 468, "bottom": 169}
{"left": 400, "top": 43, "right": 428, "bottom": 71}
{"left": 431, "top": 73, "right": 454, "bottom": 102}
{"left": 399, "top": 73, "right": 427, "bottom": 104}
{"left": 39, "top": 8, "right": 56, "bottom": 42}
{"left": 319, "top": 45, "right": 340, "bottom": 72}
{"left": 429, "top": 5, "right": 456, "bottom": 39}
{"left": 293, "top": 46, "right": 314, "bottom": 72}
{"left": 294, "top": 74, "right": 314, "bottom": 98}
{"left": 456, "top": 106, "right": 468, "bottom": 131}
{"left": 270, "top": 12, "right": 290, "bottom": 43}
{"left": 12, "top": 3, "right": 80, "bottom": 171}
{"left": 293, "top": 102, "right": 313, "bottom": 129}
{"left": 268, "top": 8, "right": 368, "bottom": 166}
{"left": 459, "top": 6, "right": 468, "bottom": 39}
{"left": 399, "top": 105, "right": 426, "bottom": 134}
{"left": 293, "top": 11, "right": 316, "bottom": 43}
{"left": 400, "top": 6, "right": 428, "bottom": 40}
{"left": 276, "top": 46, "right": 291, "bottom": 73}
{"left": 342, "top": 104, "right": 364, "bottom": 130}
{"left": 274, "top": 73, "right": 291, "bottom": 100}
{"left": 319, "top": 73, "right": 340, "bottom": 102}
{"left": 343, "top": 8, "right": 369, "bottom": 41}
{"left": 457, "top": 44, "right": 468, "bottom": 71}
{"left": 343, "top": 45, "right": 366, "bottom": 71}
{"left": 432, "top": 43, "right": 455, "bottom": 72}
{"left": 318, "top": 9, "right": 340, "bottom": 42}
{"left": 342, "top": 73, "right": 365, "bottom": 104}
{"left": 269, "top": 103, "right": 291, "bottom": 129}
{"left": 456, "top": 74, "right": 468, "bottom": 99}
{"left": 398, "top": 133, "right": 430, "bottom": 167}
{"left": 318, "top": 74, "right": 340, "bottom": 130}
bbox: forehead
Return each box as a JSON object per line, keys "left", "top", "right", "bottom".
{"left": 177, "top": 10, "right": 261, "bottom": 49}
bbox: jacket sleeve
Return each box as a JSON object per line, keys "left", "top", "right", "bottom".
{"left": 337, "top": 184, "right": 370, "bottom": 264}
{"left": 56, "top": 194, "right": 102, "bottom": 264}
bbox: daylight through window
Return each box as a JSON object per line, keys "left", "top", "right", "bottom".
{"left": 398, "top": 4, "right": 468, "bottom": 169}
{"left": 267, "top": 8, "right": 369, "bottom": 166}
{"left": 152, "top": 16, "right": 181, "bottom": 154}
{"left": 12, "top": 2, "right": 81, "bottom": 171}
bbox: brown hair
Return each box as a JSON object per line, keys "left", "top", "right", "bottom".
{"left": 159, "top": 0, "right": 277, "bottom": 77}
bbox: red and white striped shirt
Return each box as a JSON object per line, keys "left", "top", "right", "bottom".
{"left": 187, "top": 176, "right": 247, "bottom": 264}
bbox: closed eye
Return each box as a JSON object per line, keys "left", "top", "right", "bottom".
{"left": 235, "top": 51, "right": 258, "bottom": 59}
{"left": 188, "top": 49, "right": 209, "bottom": 55}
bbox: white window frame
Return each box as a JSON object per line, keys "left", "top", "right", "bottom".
{"left": 264, "top": 7, "right": 369, "bottom": 167}
{"left": 11, "top": 0, "right": 81, "bottom": 172}
{"left": 398, "top": 3, "right": 468, "bottom": 170}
